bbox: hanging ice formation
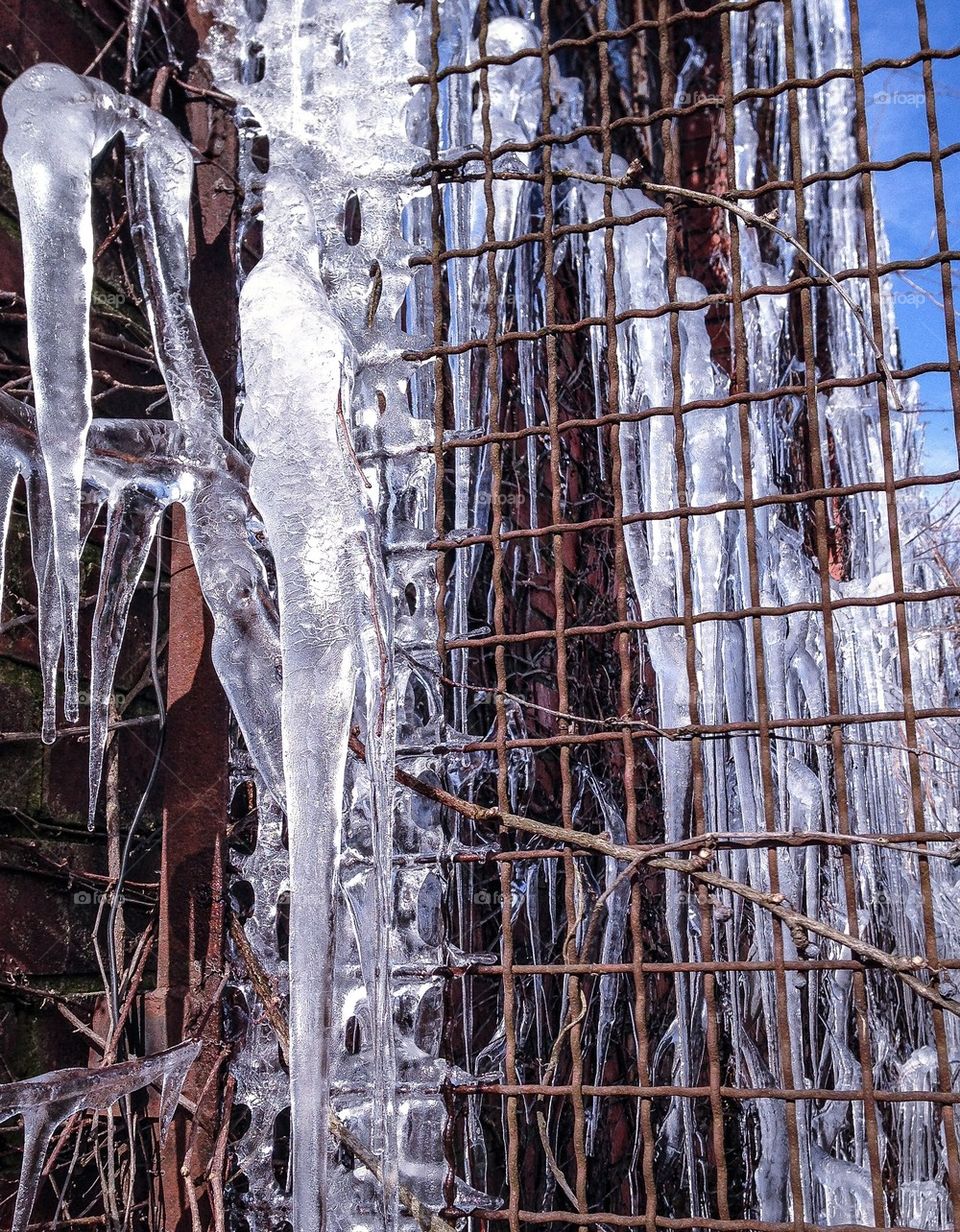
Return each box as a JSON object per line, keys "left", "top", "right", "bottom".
{"left": 0, "top": 1, "right": 427, "bottom": 1227}
{"left": 551, "top": 0, "right": 960, "bottom": 1225}
{"left": 0, "top": 0, "right": 958, "bottom": 1228}
{"left": 238, "top": 170, "right": 399, "bottom": 1232}
{"left": 0, "top": 65, "right": 285, "bottom": 814}
{"left": 2, "top": 66, "right": 226, "bottom": 735}
{"left": 448, "top": 15, "right": 547, "bottom": 723}
{"left": 0, "top": 1041, "right": 199, "bottom": 1232}
{"left": 203, "top": 3, "right": 450, "bottom": 1232}
{"left": 411, "top": 0, "right": 958, "bottom": 1223}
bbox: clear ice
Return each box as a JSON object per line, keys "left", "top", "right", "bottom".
{"left": 0, "top": 1040, "right": 199, "bottom": 1232}
{"left": 0, "top": 387, "right": 284, "bottom": 829}
{"left": 239, "top": 170, "right": 398, "bottom": 1232}
{"left": 2, "top": 65, "right": 217, "bottom": 728}
{"left": 0, "top": 0, "right": 957, "bottom": 1228}
{"left": 204, "top": 1, "right": 436, "bottom": 1229}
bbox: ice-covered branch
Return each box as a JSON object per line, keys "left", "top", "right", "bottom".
{"left": 0, "top": 1040, "right": 199, "bottom": 1232}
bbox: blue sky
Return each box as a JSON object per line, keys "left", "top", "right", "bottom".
{"left": 858, "top": 0, "right": 959, "bottom": 477}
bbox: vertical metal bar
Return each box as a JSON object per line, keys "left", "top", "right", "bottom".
{"left": 654, "top": 2, "right": 730, "bottom": 1220}
{"left": 149, "top": 506, "right": 229, "bottom": 1231}
{"left": 148, "top": 43, "right": 235, "bottom": 1225}
{"left": 474, "top": 4, "right": 524, "bottom": 1226}
{"left": 534, "top": 2, "right": 591, "bottom": 1219}
{"left": 846, "top": 0, "right": 960, "bottom": 1219}
{"left": 594, "top": 3, "right": 659, "bottom": 1225}
{"left": 719, "top": 3, "right": 889, "bottom": 1228}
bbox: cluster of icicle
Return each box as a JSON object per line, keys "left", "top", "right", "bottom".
{"left": 433, "top": 1, "right": 959, "bottom": 1228}
{"left": 0, "top": 2, "right": 434, "bottom": 1230}
{"left": 1, "top": 0, "right": 958, "bottom": 1229}
{"left": 0, "top": 65, "right": 289, "bottom": 1232}
{"left": 0, "top": 1041, "right": 199, "bottom": 1232}
{"left": 204, "top": 1, "right": 464, "bottom": 1230}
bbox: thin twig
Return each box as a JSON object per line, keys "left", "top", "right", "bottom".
{"left": 0, "top": 714, "right": 160, "bottom": 744}
{"left": 616, "top": 164, "right": 904, "bottom": 411}
{"left": 83, "top": 20, "right": 126, "bottom": 75}
{"left": 349, "top": 742, "right": 960, "bottom": 1017}
{"left": 483, "top": 808, "right": 959, "bottom": 1015}
{"left": 397, "top": 647, "right": 670, "bottom": 738}
{"left": 207, "top": 1074, "right": 235, "bottom": 1232}
{"left": 536, "top": 1109, "right": 582, "bottom": 1210}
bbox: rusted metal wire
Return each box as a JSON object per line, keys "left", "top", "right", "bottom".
{"left": 419, "top": 0, "right": 960, "bottom": 1228}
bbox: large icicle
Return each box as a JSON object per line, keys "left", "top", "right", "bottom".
{"left": 239, "top": 171, "right": 398, "bottom": 1232}
{"left": 203, "top": 1, "right": 435, "bottom": 1227}
{"left": 2, "top": 64, "right": 105, "bottom": 725}
{"left": 2, "top": 66, "right": 219, "bottom": 730}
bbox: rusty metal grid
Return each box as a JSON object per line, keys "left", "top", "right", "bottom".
{"left": 412, "top": 0, "right": 960, "bottom": 1229}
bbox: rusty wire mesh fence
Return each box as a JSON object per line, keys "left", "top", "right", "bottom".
{"left": 412, "top": 1, "right": 960, "bottom": 1228}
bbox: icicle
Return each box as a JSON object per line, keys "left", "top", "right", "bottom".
{"left": 441, "top": 0, "right": 479, "bottom": 731}
{"left": 672, "top": 38, "right": 707, "bottom": 115}
{"left": 0, "top": 458, "right": 18, "bottom": 611}
{"left": 448, "top": 15, "right": 543, "bottom": 717}
{"left": 2, "top": 63, "right": 221, "bottom": 730}
{"left": 239, "top": 170, "right": 397, "bottom": 1232}
{"left": 87, "top": 488, "right": 164, "bottom": 829}
{"left": 0, "top": 1040, "right": 199, "bottom": 1232}
{"left": 203, "top": 2, "right": 439, "bottom": 1224}
{"left": 2, "top": 64, "right": 105, "bottom": 722}
{"left": 474, "top": 16, "right": 542, "bottom": 570}
{"left": 185, "top": 449, "right": 287, "bottom": 808}
{"left": 123, "top": 135, "right": 224, "bottom": 446}
{"left": 124, "top": 0, "right": 149, "bottom": 86}
{"left": 577, "top": 764, "right": 631, "bottom": 1155}
{"left": 551, "top": 71, "right": 606, "bottom": 478}
{"left": 23, "top": 471, "right": 61, "bottom": 746}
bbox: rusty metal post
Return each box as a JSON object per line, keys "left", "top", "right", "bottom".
{"left": 144, "top": 21, "right": 238, "bottom": 1226}
{"left": 145, "top": 505, "right": 229, "bottom": 1228}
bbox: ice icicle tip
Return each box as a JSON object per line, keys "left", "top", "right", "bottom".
{"left": 0, "top": 1040, "right": 201, "bottom": 1232}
